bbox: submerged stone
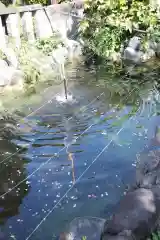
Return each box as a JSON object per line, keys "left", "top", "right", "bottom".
{"left": 101, "top": 188, "right": 160, "bottom": 240}
{"left": 59, "top": 217, "right": 105, "bottom": 240}
{"left": 128, "top": 36, "right": 141, "bottom": 51}
{"left": 123, "top": 47, "right": 143, "bottom": 63}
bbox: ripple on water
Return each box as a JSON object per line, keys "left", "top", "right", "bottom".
{"left": 1, "top": 64, "right": 160, "bottom": 240}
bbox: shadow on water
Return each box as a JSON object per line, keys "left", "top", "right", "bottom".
{"left": 1, "top": 60, "right": 160, "bottom": 239}
{"left": 0, "top": 121, "right": 30, "bottom": 239}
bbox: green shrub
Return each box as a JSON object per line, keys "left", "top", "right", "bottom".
{"left": 0, "top": 0, "right": 11, "bottom": 6}
{"left": 35, "top": 35, "right": 64, "bottom": 56}
{"left": 24, "top": 0, "right": 48, "bottom": 5}
{"left": 80, "top": 0, "right": 160, "bottom": 60}
{"left": 148, "top": 231, "right": 160, "bottom": 240}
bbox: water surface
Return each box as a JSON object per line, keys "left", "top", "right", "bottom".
{"left": 0, "top": 62, "right": 160, "bottom": 239}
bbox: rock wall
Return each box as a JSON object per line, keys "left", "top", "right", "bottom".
{"left": 0, "top": 3, "right": 83, "bottom": 47}
{"left": 0, "top": 3, "right": 83, "bottom": 90}
{"left": 101, "top": 126, "right": 160, "bottom": 240}
{"left": 61, "top": 125, "right": 160, "bottom": 240}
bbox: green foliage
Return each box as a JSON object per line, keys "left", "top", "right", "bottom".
{"left": 81, "top": 237, "right": 87, "bottom": 240}
{"left": 80, "top": 0, "right": 160, "bottom": 59}
{"left": 35, "top": 35, "right": 63, "bottom": 56}
{"left": 0, "top": 50, "right": 6, "bottom": 60}
{"left": 0, "top": 0, "right": 11, "bottom": 6}
{"left": 148, "top": 231, "right": 160, "bottom": 240}
{"left": 24, "top": 0, "right": 48, "bottom": 5}
{"left": 17, "top": 40, "right": 41, "bottom": 91}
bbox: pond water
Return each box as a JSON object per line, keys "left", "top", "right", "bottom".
{"left": 0, "top": 61, "right": 160, "bottom": 240}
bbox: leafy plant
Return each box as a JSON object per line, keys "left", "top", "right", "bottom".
{"left": 80, "top": 0, "right": 160, "bottom": 60}
{"left": 0, "top": 0, "right": 11, "bottom": 6}
{"left": 81, "top": 236, "right": 87, "bottom": 240}
{"left": 35, "top": 35, "right": 64, "bottom": 56}
{"left": 148, "top": 231, "right": 160, "bottom": 240}
{"left": 0, "top": 50, "right": 6, "bottom": 61}
{"left": 24, "top": 0, "right": 48, "bottom": 5}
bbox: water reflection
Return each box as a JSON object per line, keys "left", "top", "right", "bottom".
{"left": 0, "top": 139, "right": 30, "bottom": 227}
{"left": 64, "top": 117, "right": 76, "bottom": 184}
{"left": 1, "top": 61, "right": 160, "bottom": 239}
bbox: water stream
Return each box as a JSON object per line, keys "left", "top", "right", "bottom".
{"left": 0, "top": 61, "right": 160, "bottom": 239}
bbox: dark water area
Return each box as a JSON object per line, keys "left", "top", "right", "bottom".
{"left": 0, "top": 61, "right": 160, "bottom": 239}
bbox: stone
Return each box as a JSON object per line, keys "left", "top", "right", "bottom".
{"left": 136, "top": 150, "right": 160, "bottom": 182}
{"left": 136, "top": 171, "right": 157, "bottom": 189}
{"left": 128, "top": 36, "right": 141, "bottom": 51}
{"left": 34, "top": 9, "right": 53, "bottom": 39}
{"left": 0, "top": 66, "right": 15, "bottom": 87}
{"left": 59, "top": 217, "right": 105, "bottom": 240}
{"left": 110, "top": 52, "right": 122, "bottom": 64}
{"left": 147, "top": 41, "right": 160, "bottom": 58}
{"left": 150, "top": 0, "right": 160, "bottom": 9}
{"left": 45, "top": 6, "right": 68, "bottom": 39}
{"left": 0, "top": 16, "right": 6, "bottom": 48}
{"left": 0, "top": 47, "right": 18, "bottom": 68}
{"left": 142, "top": 49, "right": 155, "bottom": 62}
{"left": 101, "top": 230, "right": 134, "bottom": 240}
{"left": 123, "top": 47, "right": 143, "bottom": 63}
{"left": 10, "top": 69, "right": 24, "bottom": 87}
{"left": 52, "top": 46, "right": 68, "bottom": 65}
{"left": 64, "top": 39, "right": 82, "bottom": 59}
{"left": 72, "top": 0, "right": 84, "bottom": 9}
{"left": 0, "top": 60, "right": 8, "bottom": 68}
{"left": 0, "top": 2, "right": 6, "bottom": 8}
{"left": 21, "top": 11, "right": 35, "bottom": 43}
{"left": 45, "top": 5, "right": 74, "bottom": 39}
{"left": 6, "top": 13, "right": 21, "bottom": 49}
{"left": 101, "top": 188, "right": 160, "bottom": 240}
{"left": 123, "top": 36, "right": 143, "bottom": 63}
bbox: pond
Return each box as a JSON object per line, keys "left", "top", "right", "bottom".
{"left": 0, "top": 60, "right": 160, "bottom": 240}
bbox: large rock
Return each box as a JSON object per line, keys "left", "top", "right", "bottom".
{"left": 10, "top": 69, "right": 23, "bottom": 87}
{"left": 150, "top": 0, "right": 160, "bottom": 9}
{"left": 0, "top": 2, "right": 6, "bottom": 8}
{"left": 52, "top": 45, "right": 68, "bottom": 65}
{"left": 128, "top": 36, "right": 141, "bottom": 51}
{"left": 6, "top": 13, "right": 21, "bottom": 49}
{"left": 0, "top": 59, "right": 8, "bottom": 68}
{"left": 59, "top": 217, "right": 105, "bottom": 240}
{"left": 142, "top": 49, "right": 155, "bottom": 62}
{"left": 64, "top": 39, "right": 82, "bottom": 59}
{"left": 101, "top": 188, "right": 160, "bottom": 240}
{"left": 123, "top": 47, "right": 143, "bottom": 63}
{"left": 136, "top": 126, "right": 160, "bottom": 187}
{"left": 45, "top": 3, "right": 83, "bottom": 40}
{"left": 0, "top": 47, "right": 18, "bottom": 68}
{"left": 0, "top": 66, "right": 15, "bottom": 86}
{"left": 123, "top": 36, "right": 145, "bottom": 63}
{"left": 34, "top": 9, "right": 53, "bottom": 39}
{"left": 148, "top": 41, "right": 160, "bottom": 58}
{"left": 0, "top": 65, "right": 23, "bottom": 88}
